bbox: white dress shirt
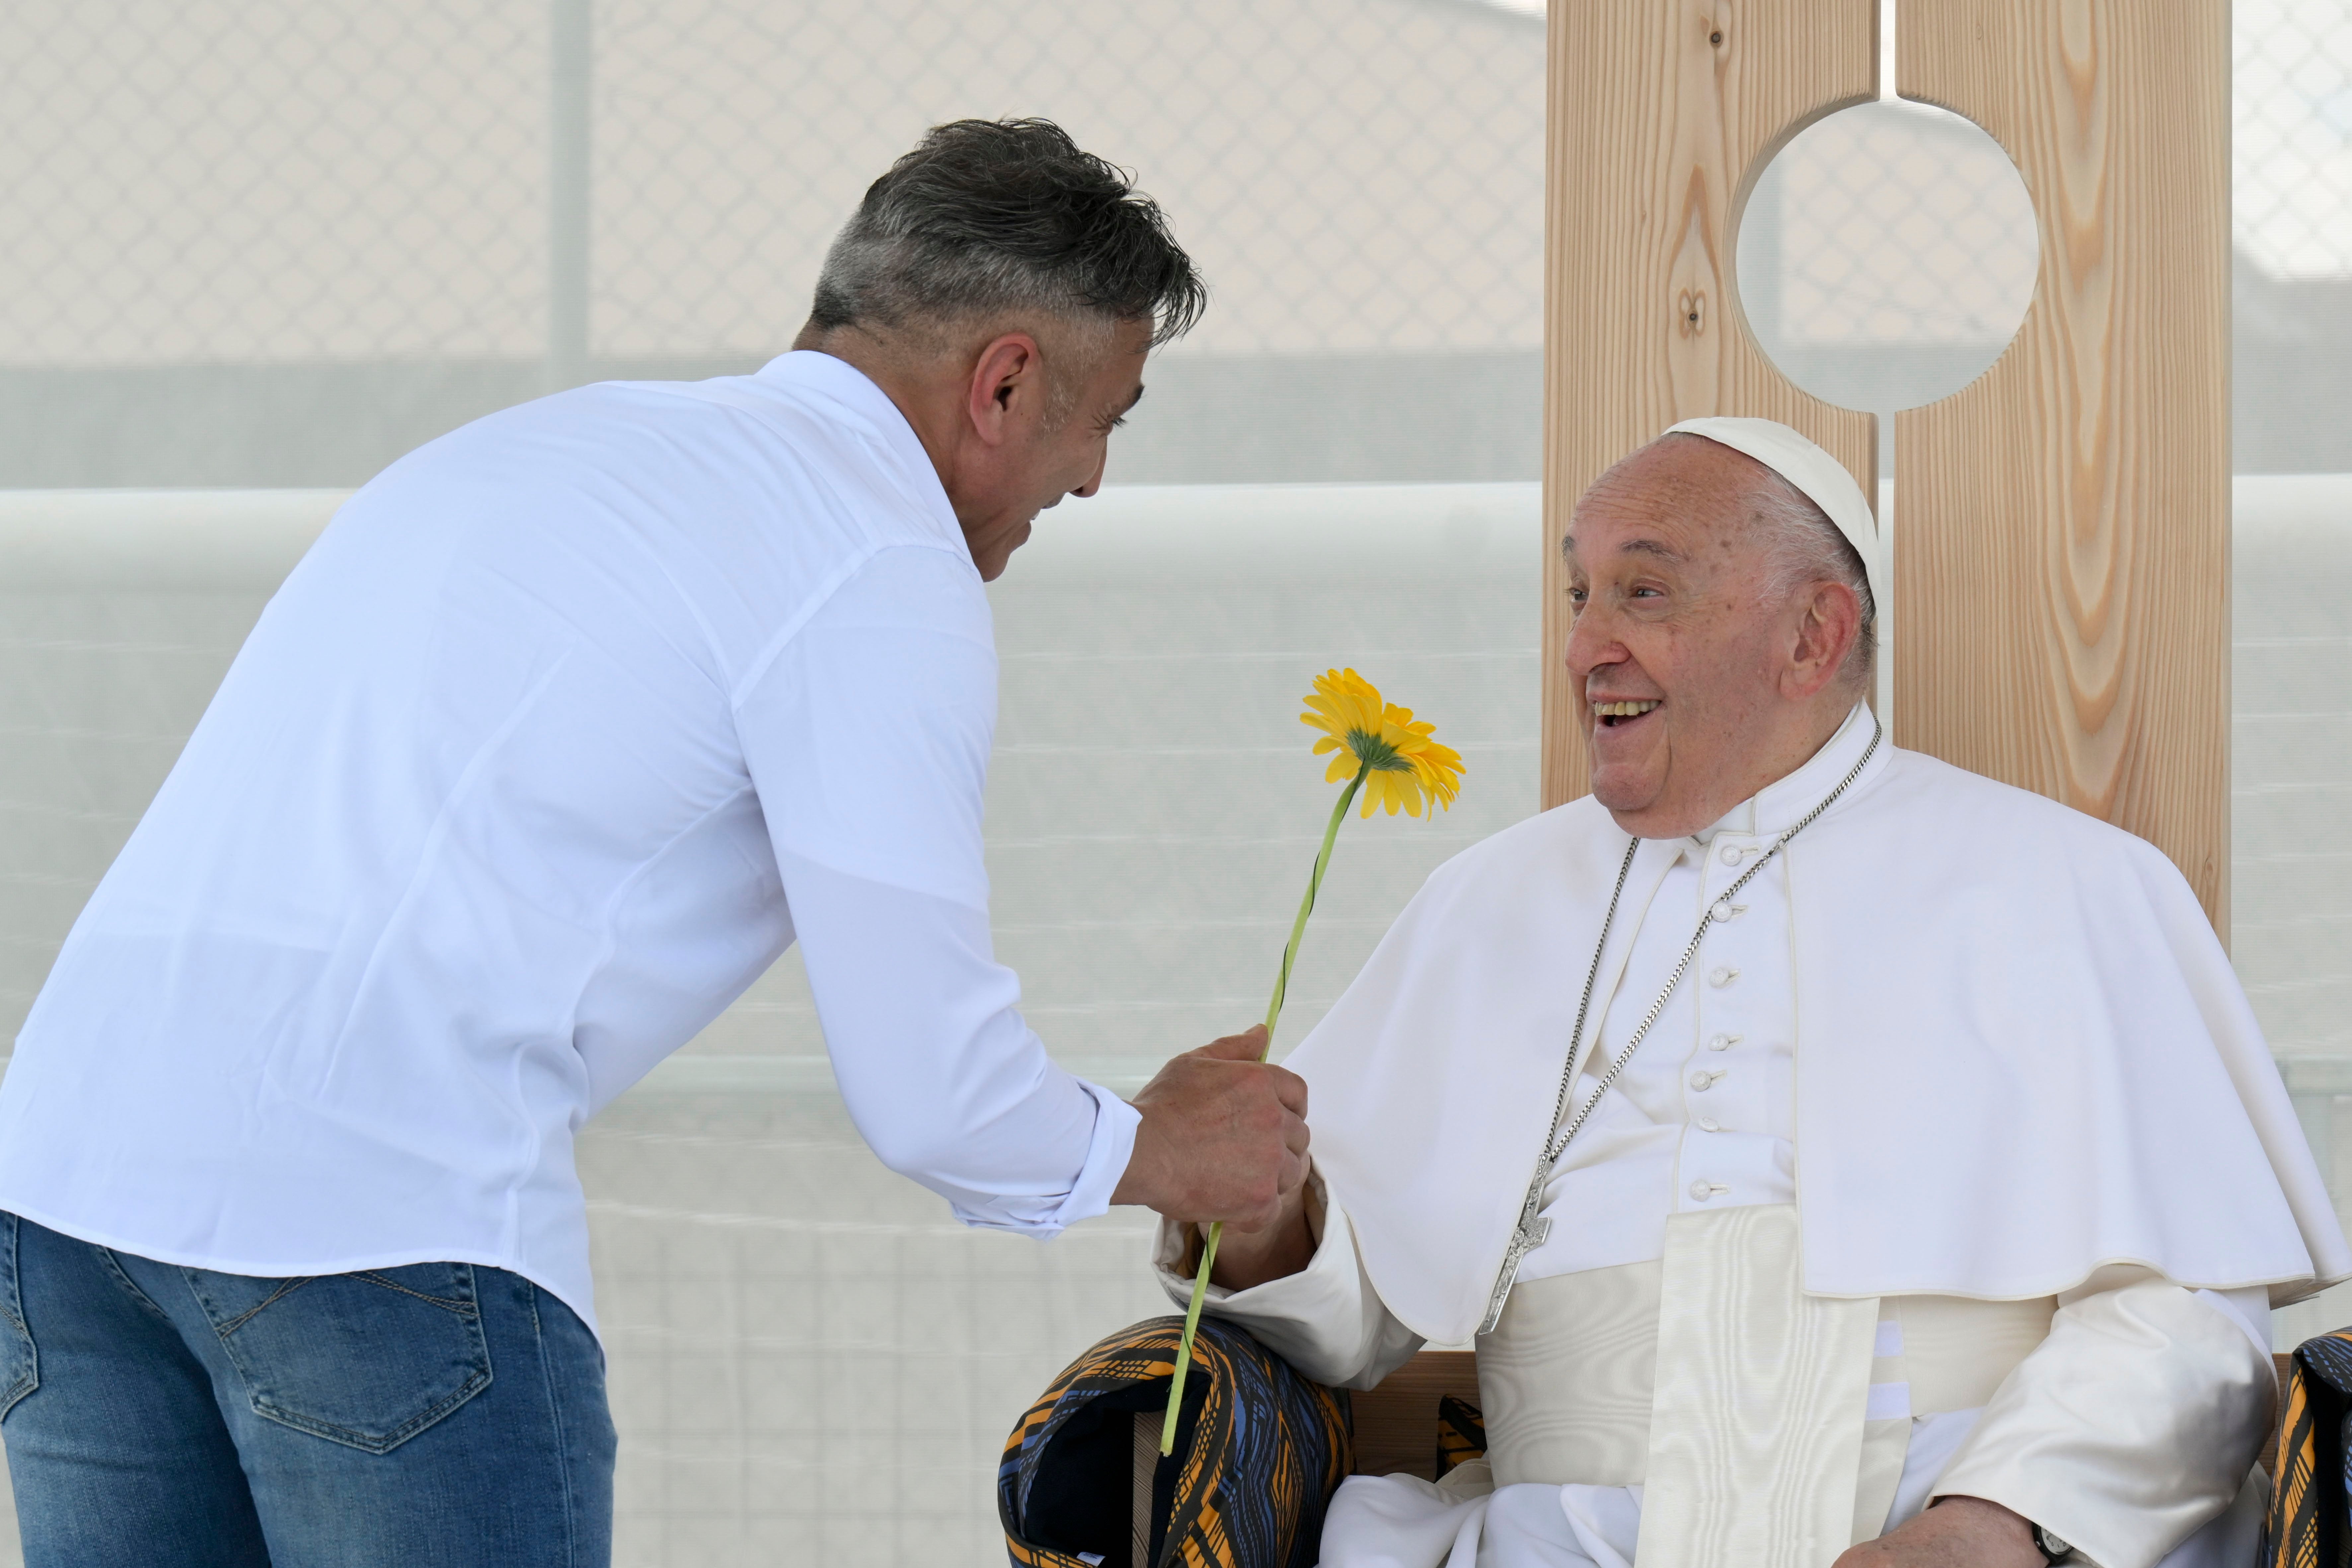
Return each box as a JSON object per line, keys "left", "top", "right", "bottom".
{"left": 0, "top": 350, "right": 1137, "bottom": 1334}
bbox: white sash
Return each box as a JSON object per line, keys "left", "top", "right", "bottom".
{"left": 1633, "top": 1204, "right": 1878, "bottom": 1566}
{"left": 1474, "top": 1204, "right": 2060, "bottom": 1557}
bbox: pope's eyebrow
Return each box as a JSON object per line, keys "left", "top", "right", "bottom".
{"left": 1559, "top": 532, "right": 1685, "bottom": 563}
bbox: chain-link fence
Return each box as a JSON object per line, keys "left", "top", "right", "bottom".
{"left": 590, "top": 0, "right": 1543, "bottom": 360}
{"left": 6, "top": 2, "right": 2349, "bottom": 483}
{"left": 0, "top": 0, "right": 1543, "bottom": 368}
{"left": 0, "top": 0, "right": 1547, "bottom": 487}
{"left": 0, "top": 2, "right": 550, "bottom": 365}
{"left": 2237, "top": 0, "right": 2352, "bottom": 282}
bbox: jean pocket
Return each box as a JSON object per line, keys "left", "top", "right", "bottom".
{"left": 0, "top": 1214, "right": 37, "bottom": 1420}
{"left": 182, "top": 1261, "right": 492, "bottom": 1454}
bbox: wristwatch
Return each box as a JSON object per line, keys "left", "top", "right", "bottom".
{"left": 2032, "top": 1523, "right": 2074, "bottom": 1562}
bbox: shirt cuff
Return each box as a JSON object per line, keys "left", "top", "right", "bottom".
{"left": 948, "top": 1077, "right": 1138, "bottom": 1238}
{"left": 1148, "top": 1173, "right": 1418, "bottom": 1389}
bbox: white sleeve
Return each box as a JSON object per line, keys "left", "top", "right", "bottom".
{"left": 1151, "top": 1172, "right": 1424, "bottom": 1390}
{"left": 1927, "top": 1276, "right": 2275, "bottom": 1568}
{"left": 736, "top": 545, "right": 1136, "bottom": 1234}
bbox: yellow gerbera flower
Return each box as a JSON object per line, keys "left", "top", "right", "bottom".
{"left": 1165, "top": 663, "right": 1468, "bottom": 1454}
{"left": 1299, "top": 668, "right": 1467, "bottom": 817}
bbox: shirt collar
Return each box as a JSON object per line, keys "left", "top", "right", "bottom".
{"left": 754, "top": 348, "right": 911, "bottom": 429}
{"left": 750, "top": 349, "right": 963, "bottom": 544}
{"left": 1688, "top": 702, "right": 1882, "bottom": 846}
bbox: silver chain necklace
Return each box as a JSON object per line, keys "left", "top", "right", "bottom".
{"left": 1477, "top": 719, "right": 1883, "bottom": 1335}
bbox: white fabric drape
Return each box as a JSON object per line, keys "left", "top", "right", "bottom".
{"left": 1283, "top": 708, "right": 2346, "bottom": 1347}
{"left": 1158, "top": 707, "right": 2322, "bottom": 1567}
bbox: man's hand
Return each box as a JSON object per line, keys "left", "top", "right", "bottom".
{"left": 1832, "top": 1497, "right": 2042, "bottom": 1568}
{"left": 1110, "top": 1026, "right": 1309, "bottom": 1230}
{"left": 1208, "top": 1180, "right": 1315, "bottom": 1290}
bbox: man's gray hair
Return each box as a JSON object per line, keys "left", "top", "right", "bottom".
{"left": 1742, "top": 466, "right": 1877, "bottom": 687}
{"left": 809, "top": 118, "right": 1207, "bottom": 349}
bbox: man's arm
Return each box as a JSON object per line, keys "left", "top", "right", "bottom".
{"left": 1836, "top": 1276, "right": 2272, "bottom": 1568}
{"left": 1834, "top": 1498, "right": 2040, "bottom": 1567}
{"left": 740, "top": 546, "right": 1305, "bottom": 1230}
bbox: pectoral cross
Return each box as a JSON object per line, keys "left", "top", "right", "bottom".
{"left": 1479, "top": 1177, "right": 1554, "bottom": 1335}
{"left": 1473, "top": 732, "right": 1879, "bottom": 1342}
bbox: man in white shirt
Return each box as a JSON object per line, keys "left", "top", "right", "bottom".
{"left": 0, "top": 118, "right": 1308, "bottom": 1567}
{"left": 1159, "top": 421, "right": 2346, "bottom": 1568}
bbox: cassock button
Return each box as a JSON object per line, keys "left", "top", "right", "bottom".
{"left": 1690, "top": 1069, "right": 1722, "bottom": 1091}
{"left": 1698, "top": 1117, "right": 1721, "bottom": 1132}
{"left": 1707, "top": 966, "right": 1738, "bottom": 987}
{"left": 1689, "top": 1180, "right": 1713, "bottom": 1201}
{"left": 1719, "top": 844, "right": 1745, "bottom": 865}
{"left": 1708, "top": 1033, "right": 1739, "bottom": 1052}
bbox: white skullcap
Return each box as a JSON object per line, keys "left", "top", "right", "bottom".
{"left": 1664, "top": 416, "right": 1883, "bottom": 612}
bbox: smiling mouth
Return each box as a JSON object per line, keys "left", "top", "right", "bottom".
{"left": 1591, "top": 699, "right": 1661, "bottom": 727}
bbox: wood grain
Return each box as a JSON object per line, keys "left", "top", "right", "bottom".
{"left": 1350, "top": 1348, "right": 1482, "bottom": 1477}
{"left": 1543, "top": 0, "right": 1880, "bottom": 809}
{"left": 1895, "top": 0, "right": 2231, "bottom": 928}
{"left": 1343, "top": 1350, "right": 2294, "bottom": 1480}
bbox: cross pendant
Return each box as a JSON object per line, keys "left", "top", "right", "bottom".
{"left": 1478, "top": 1206, "right": 1552, "bottom": 1336}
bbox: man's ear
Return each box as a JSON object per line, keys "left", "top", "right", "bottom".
{"left": 965, "top": 333, "right": 1043, "bottom": 448}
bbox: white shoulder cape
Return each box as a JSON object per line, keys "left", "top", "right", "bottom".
{"left": 1285, "top": 743, "right": 2351, "bottom": 1346}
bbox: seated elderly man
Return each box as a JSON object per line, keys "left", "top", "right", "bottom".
{"left": 1158, "top": 419, "right": 2351, "bottom": 1568}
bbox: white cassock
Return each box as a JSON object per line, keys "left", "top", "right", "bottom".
{"left": 1157, "top": 704, "right": 2351, "bottom": 1568}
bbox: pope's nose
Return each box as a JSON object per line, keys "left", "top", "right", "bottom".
{"left": 1564, "top": 603, "right": 1627, "bottom": 677}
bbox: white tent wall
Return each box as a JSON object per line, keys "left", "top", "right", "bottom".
{"left": 3, "top": 478, "right": 2350, "bottom": 1560}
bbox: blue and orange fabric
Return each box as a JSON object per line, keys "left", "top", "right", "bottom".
{"left": 2263, "top": 1330, "right": 2352, "bottom": 1566}
{"left": 1435, "top": 1393, "right": 1486, "bottom": 1480}
{"left": 1000, "top": 1314, "right": 1352, "bottom": 1568}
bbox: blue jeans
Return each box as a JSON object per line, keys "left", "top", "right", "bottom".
{"left": 0, "top": 1212, "right": 614, "bottom": 1567}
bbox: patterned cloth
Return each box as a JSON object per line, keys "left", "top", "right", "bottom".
{"left": 1001, "top": 1314, "right": 1353, "bottom": 1568}
{"left": 2263, "top": 1331, "right": 2352, "bottom": 1567}
{"left": 1435, "top": 1394, "right": 1486, "bottom": 1479}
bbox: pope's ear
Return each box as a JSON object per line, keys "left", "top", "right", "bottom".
{"left": 1786, "top": 580, "right": 1862, "bottom": 698}
{"left": 965, "top": 333, "right": 1042, "bottom": 448}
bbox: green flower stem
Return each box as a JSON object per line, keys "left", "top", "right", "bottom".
{"left": 1161, "top": 763, "right": 1369, "bottom": 1456}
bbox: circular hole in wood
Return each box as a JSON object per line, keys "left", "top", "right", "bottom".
{"left": 1736, "top": 101, "right": 2039, "bottom": 415}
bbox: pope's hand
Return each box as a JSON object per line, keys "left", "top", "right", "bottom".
{"left": 1831, "top": 1497, "right": 2042, "bottom": 1568}
{"left": 1111, "top": 1027, "right": 1310, "bottom": 1230}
